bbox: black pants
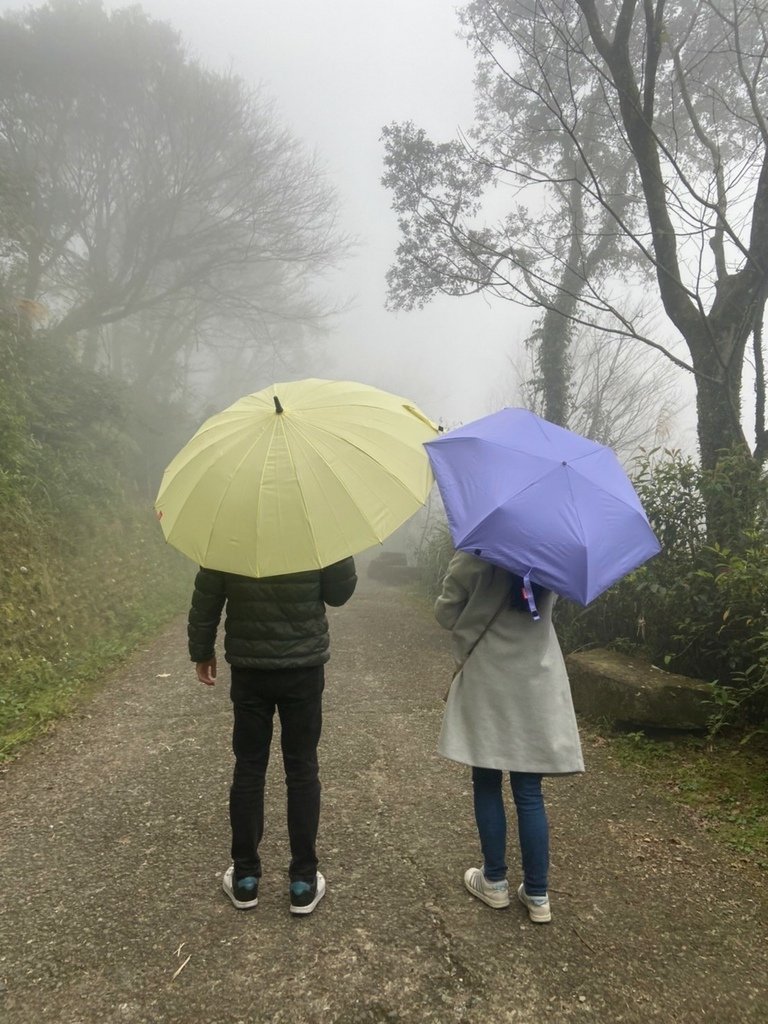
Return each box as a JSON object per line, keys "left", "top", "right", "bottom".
{"left": 229, "top": 664, "right": 324, "bottom": 883}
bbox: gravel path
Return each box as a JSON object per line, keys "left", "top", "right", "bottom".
{"left": 1, "top": 574, "right": 766, "bottom": 1024}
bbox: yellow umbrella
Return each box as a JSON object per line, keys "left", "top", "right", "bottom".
{"left": 155, "top": 378, "right": 439, "bottom": 577}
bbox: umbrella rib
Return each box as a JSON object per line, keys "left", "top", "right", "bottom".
{"left": 562, "top": 465, "right": 591, "bottom": 599}
{"left": 161, "top": 417, "right": 273, "bottom": 551}
{"left": 440, "top": 435, "right": 603, "bottom": 469}
{"left": 455, "top": 463, "right": 590, "bottom": 593}
{"left": 286, "top": 419, "right": 424, "bottom": 543}
{"left": 277, "top": 418, "right": 323, "bottom": 566}
{"left": 199, "top": 418, "right": 279, "bottom": 568}
{"left": 293, "top": 419, "right": 430, "bottom": 503}
{"left": 285, "top": 426, "right": 358, "bottom": 555}
{"left": 566, "top": 465, "right": 652, "bottom": 517}
{"left": 465, "top": 433, "right": 650, "bottom": 526}
{"left": 258, "top": 403, "right": 434, "bottom": 565}
{"left": 457, "top": 437, "right": 559, "bottom": 461}
{"left": 451, "top": 463, "right": 563, "bottom": 544}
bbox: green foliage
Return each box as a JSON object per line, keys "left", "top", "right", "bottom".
{"left": 0, "top": 511, "right": 192, "bottom": 759}
{"left": 0, "top": 314, "right": 192, "bottom": 758}
{"left": 555, "top": 449, "right": 768, "bottom": 730}
{"left": 1, "top": 336, "right": 126, "bottom": 529}
{"left": 607, "top": 729, "right": 768, "bottom": 869}
{"left": 416, "top": 448, "right": 768, "bottom": 730}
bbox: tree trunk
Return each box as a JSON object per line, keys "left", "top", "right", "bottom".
{"left": 754, "top": 311, "right": 768, "bottom": 462}
{"left": 535, "top": 171, "right": 587, "bottom": 427}
{"left": 536, "top": 306, "right": 571, "bottom": 426}
{"left": 693, "top": 366, "right": 748, "bottom": 471}
{"left": 689, "top": 334, "right": 759, "bottom": 543}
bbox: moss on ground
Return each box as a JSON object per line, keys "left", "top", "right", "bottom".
{"left": 600, "top": 728, "right": 768, "bottom": 871}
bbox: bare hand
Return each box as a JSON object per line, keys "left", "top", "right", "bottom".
{"left": 196, "top": 657, "right": 217, "bottom": 686}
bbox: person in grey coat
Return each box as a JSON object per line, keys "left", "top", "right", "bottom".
{"left": 435, "top": 550, "right": 584, "bottom": 923}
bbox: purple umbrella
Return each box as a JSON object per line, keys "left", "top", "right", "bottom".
{"left": 424, "top": 408, "right": 661, "bottom": 606}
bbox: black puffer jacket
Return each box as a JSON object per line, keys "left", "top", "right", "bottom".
{"left": 187, "top": 557, "right": 357, "bottom": 670}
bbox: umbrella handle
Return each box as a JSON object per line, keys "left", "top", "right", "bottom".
{"left": 522, "top": 573, "right": 541, "bottom": 621}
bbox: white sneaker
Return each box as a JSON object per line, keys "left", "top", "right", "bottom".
{"left": 463, "top": 867, "right": 510, "bottom": 909}
{"left": 517, "top": 883, "right": 551, "bottom": 923}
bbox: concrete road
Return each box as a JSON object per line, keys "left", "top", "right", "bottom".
{"left": 0, "top": 576, "right": 766, "bottom": 1023}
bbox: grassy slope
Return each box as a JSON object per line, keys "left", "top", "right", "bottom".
{"left": 0, "top": 505, "right": 193, "bottom": 759}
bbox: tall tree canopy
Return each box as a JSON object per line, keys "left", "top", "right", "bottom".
{"left": 0, "top": 0, "right": 344, "bottom": 392}
{"left": 383, "top": 0, "right": 768, "bottom": 475}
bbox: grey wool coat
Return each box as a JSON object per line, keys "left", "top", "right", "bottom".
{"left": 435, "top": 552, "right": 584, "bottom": 775}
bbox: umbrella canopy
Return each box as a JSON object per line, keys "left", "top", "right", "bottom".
{"left": 424, "top": 408, "right": 661, "bottom": 605}
{"left": 156, "top": 379, "right": 438, "bottom": 577}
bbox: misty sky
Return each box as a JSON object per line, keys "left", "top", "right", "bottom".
{"left": 117, "top": 0, "right": 695, "bottom": 442}
{"left": 0, "top": 0, "right": 699, "bottom": 444}
{"left": 88, "top": 0, "right": 529, "bottom": 426}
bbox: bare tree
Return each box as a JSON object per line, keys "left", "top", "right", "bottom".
{"left": 507, "top": 325, "right": 681, "bottom": 462}
{"left": 383, "top": 0, "right": 768, "bottom": 484}
{"left": 0, "top": 1, "right": 345, "bottom": 382}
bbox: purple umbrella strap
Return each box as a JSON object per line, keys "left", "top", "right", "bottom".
{"left": 522, "top": 572, "right": 541, "bottom": 621}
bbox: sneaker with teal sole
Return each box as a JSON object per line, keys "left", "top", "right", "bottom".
{"left": 290, "top": 872, "right": 326, "bottom": 915}
{"left": 222, "top": 866, "right": 259, "bottom": 910}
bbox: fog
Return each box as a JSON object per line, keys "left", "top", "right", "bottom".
{"left": 0, "top": 0, "right": 702, "bottom": 449}
{"left": 101, "top": 0, "right": 527, "bottom": 427}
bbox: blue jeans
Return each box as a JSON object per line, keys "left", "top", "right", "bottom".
{"left": 471, "top": 767, "right": 549, "bottom": 896}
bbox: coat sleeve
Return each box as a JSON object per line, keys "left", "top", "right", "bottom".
{"left": 320, "top": 556, "right": 357, "bottom": 607}
{"left": 187, "top": 568, "right": 227, "bottom": 662}
{"left": 434, "top": 552, "right": 476, "bottom": 630}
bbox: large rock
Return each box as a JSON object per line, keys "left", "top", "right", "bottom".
{"left": 565, "top": 648, "right": 713, "bottom": 730}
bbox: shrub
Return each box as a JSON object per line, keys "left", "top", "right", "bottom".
{"left": 556, "top": 449, "right": 768, "bottom": 730}
{"left": 416, "top": 447, "right": 768, "bottom": 731}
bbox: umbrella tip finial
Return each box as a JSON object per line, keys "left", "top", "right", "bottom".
{"left": 274, "top": 395, "right": 284, "bottom": 414}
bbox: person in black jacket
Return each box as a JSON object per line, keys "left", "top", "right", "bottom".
{"left": 187, "top": 557, "right": 357, "bottom": 914}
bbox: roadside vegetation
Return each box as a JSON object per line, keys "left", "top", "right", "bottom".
{"left": 0, "top": 318, "right": 193, "bottom": 759}
{"left": 0, "top": 2, "right": 344, "bottom": 760}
